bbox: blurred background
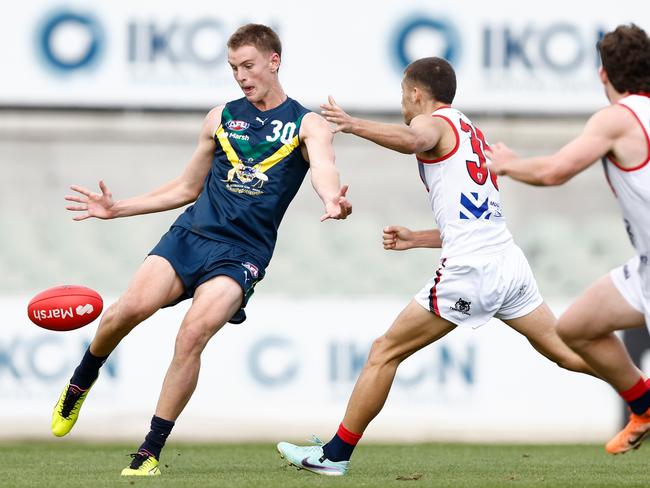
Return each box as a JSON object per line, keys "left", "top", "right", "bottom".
{"left": 1, "top": 0, "right": 648, "bottom": 443}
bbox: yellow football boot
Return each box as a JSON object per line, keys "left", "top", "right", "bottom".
{"left": 121, "top": 452, "right": 162, "bottom": 476}
{"left": 51, "top": 383, "right": 92, "bottom": 437}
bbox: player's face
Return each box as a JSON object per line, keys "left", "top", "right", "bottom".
{"left": 228, "top": 45, "right": 280, "bottom": 103}
{"left": 401, "top": 78, "right": 417, "bottom": 124}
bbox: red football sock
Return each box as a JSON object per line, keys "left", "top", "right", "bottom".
{"left": 620, "top": 378, "right": 648, "bottom": 402}
{"left": 620, "top": 378, "right": 650, "bottom": 415}
{"left": 337, "top": 423, "right": 363, "bottom": 446}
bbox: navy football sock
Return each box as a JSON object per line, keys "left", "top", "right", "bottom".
{"left": 70, "top": 347, "right": 109, "bottom": 390}
{"left": 138, "top": 415, "right": 175, "bottom": 460}
{"left": 322, "top": 423, "right": 362, "bottom": 462}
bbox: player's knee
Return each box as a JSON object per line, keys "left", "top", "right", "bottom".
{"left": 557, "top": 316, "right": 593, "bottom": 348}
{"left": 367, "top": 335, "right": 402, "bottom": 367}
{"left": 366, "top": 336, "right": 387, "bottom": 365}
{"left": 174, "top": 325, "right": 210, "bottom": 358}
{"left": 114, "top": 296, "right": 154, "bottom": 327}
{"left": 557, "top": 313, "right": 589, "bottom": 341}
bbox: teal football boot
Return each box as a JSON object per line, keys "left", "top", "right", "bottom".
{"left": 277, "top": 436, "right": 349, "bottom": 476}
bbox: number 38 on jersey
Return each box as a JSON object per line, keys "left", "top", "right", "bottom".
{"left": 460, "top": 119, "right": 498, "bottom": 190}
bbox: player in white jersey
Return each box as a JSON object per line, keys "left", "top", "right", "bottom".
{"left": 487, "top": 24, "right": 650, "bottom": 455}
{"left": 276, "top": 57, "right": 595, "bottom": 477}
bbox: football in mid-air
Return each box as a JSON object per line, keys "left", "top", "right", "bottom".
{"left": 27, "top": 285, "right": 103, "bottom": 331}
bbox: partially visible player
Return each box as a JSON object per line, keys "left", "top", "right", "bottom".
{"left": 52, "top": 23, "right": 351, "bottom": 476}
{"left": 487, "top": 24, "right": 650, "bottom": 454}
{"left": 276, "top": 56, "right": 595, "bottom": 476}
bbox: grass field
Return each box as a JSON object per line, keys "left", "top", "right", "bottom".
{"left": 2, "top": 442, "right": 648, "bottom": 488}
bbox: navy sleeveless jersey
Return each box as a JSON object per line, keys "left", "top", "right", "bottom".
{"left": 173, "top": 97, "right": 311, "bottom": 267}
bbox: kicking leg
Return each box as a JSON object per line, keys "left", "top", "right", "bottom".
{"left": 91, "top": 255, "right": 185, "bottom": 356}
{"left": 52, "top": 256, "right": 183, "bottom": 437}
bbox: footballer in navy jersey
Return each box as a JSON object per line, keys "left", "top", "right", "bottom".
{"left": 54, "top": 24, "right": 351, "bottom": 475}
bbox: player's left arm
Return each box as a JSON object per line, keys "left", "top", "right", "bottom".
{"left": 486, "top": 106, "right": 624, "bottom": 186}
{"left": 320, "top": 96, "right": 442, "bottom": 154}
{"left": 300, "top": 112, "right": 352, "bottom": 222}
{"left": 383, "top": 226, "right": 442, "bottom": 251}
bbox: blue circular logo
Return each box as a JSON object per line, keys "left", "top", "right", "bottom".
{"left": 393, "top": 16, "right": 461, "bottom": 70}
{"left": 37, "top": 10, "right": 104, "bottom": 72}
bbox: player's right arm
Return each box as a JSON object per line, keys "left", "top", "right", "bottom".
{"left": 486, "top": 105, "right": 627, "bottom": 186}
{"left": 320, "top": 96, "right": 443, "bottom": 154}
{"left": 383, "top": 226, "right": 442, "bottom": 251}
{"left": 65, "top": 107, "right": 222, "bottom": 221}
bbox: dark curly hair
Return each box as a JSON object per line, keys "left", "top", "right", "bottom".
{"left": 599, "top": 24, "right": 650, "bottom": 94}
{"left": 227, "top": 24, "right": 282, "bottom": 57}
{"left": 404, "top": 57, "right": 457, "bottom": 104}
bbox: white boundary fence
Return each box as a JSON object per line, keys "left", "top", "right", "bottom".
{"left": 2, "top": 296, "right": 618, "bottom": 442}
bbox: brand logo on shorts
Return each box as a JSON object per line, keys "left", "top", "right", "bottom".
{"left": 226, "top": 120, "right": 250, "bottom": 131}
{"left": 242, "top": 262, "right": 259, "bottom": 279}
{"left": 450, "top": 298, "right": 471, "bottom": 315}
{"left": 623, "top": 264, "right": 631, "bottom": 280}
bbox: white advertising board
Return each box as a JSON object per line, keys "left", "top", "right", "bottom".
{"left": 0, "top": 1, "right": 647, "bottom": 112}
{"left": 1, "top": 296, "right": 617, "bottom": 442}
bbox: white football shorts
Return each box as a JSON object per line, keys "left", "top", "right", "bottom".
{"left": 414, "top": 244, "right": 543, "bottom": 329}
{"left": 610, "top": 255, "right": 650, "bottom": 328}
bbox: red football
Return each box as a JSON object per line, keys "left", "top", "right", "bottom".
{"left": 27, "top": 285, "right": 103, "bottom": 331}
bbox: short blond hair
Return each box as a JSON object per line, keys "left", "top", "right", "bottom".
{"left": 227, "top": 24, "right": 282, "bottom": 57}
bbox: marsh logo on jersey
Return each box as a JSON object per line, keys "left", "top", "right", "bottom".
{"left": 450, "top": 298, "right": 471, "bottom": 315}
{"left": 226, "top": 120, "right": 250, "bottom": 131}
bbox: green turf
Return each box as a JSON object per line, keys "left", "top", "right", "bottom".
{"left": 1, "top": 442, "right": 648, "bottom": 488}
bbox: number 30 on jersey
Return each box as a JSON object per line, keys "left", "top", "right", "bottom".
{"left": 266, "top": 120, "right": 297, "bottom": 144}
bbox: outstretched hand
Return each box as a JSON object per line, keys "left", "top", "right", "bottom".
{"left": 382, "top": 225, "right": 415, "bottom": 251}
{"left": 321, "top": 185, "right": 352, "bottom": 222}
{"left": 65, "top": 180, "right": 116, "bottom": 221}
{"left": 486, "top": 142, "right": 518, "bottom": 175}
{"left": 320, "top": 95, "right": 355, "bottom": 133}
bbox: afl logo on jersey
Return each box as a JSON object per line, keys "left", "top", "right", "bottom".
{"left": 227, "top": 120, "right": 250, "bottom": 131}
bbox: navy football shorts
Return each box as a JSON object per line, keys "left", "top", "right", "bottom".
{"left": 149, "top": 225, "right": 265, "bottom": 324}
